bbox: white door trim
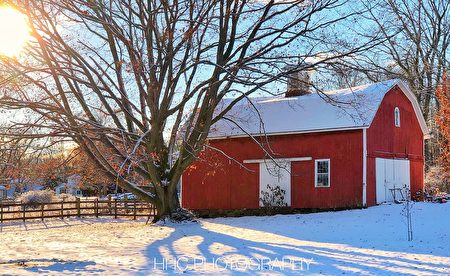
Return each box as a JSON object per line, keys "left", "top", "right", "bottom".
{"left": 362, "top": 129, "right": 367, "bottom": 206}
{"left": 244, "top": 157, "right": 312, "bottom": 164}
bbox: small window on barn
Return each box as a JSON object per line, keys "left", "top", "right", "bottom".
{"left": 315, "top": 159, "right": 330, "bottom": 187}
{"left": 394, "top": 107, "right": 400, "bottom": 127}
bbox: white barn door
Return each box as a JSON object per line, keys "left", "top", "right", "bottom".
{"left": 259, "top": 161, "right": 291, "bottom": 207}
{"left": 376, "top": 158, "right": 410, "bottom": 204}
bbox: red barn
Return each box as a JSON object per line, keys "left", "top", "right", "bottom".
{"left": 181, "top": 79, "right": 428, "bottom": 211}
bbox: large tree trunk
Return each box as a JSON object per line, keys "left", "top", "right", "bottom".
{"left": 151, "top": 181, "right": 193, "bottom": 223}
{"left": 153, "top": 188, "right": 180, "bottom": 222}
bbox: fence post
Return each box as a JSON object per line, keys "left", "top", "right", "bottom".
{"left": 41, "top": 203, "right": 44, "bottom": 221}
{"left": 108, "top": 195, "right": 112, "bottom": 214}
{"left": 133, "top": 198, "right": 137, "bottom": 220}
{"left": 0, "top": 202, "right": 3, "bottom": 224}
{"left": 76, "top": 198, "right": 81, "bottom": 217}
{"left": 61, "top": 199, "right": 64, "bottom": 220}
{"left": 95, "top": 198, "right": 98, "bottom": 218}
{"left": 22, "top": 202, "right": 25, "bottom": 222}
{"left": 124, "top": 194, "right": 128, "bottom": 213}
{"left": 114, "top": 199, "right": 118, "bottom": 219}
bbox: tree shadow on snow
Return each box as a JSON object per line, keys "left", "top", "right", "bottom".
{"left": 3, "top": 259, "right": 104, "bottom": 274}
{"left": 0, "top": 219, "right": 96, "bottom": 232}
{"left": 140, "top": 217, "right": 450, "bottom": 275}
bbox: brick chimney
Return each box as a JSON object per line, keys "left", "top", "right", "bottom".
{"left": 285, "top": 64, "right": 312, "bottom": 97}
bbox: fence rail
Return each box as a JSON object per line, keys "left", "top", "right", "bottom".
{"left": 0, "top": 198, "right": 156, "bottom": 223}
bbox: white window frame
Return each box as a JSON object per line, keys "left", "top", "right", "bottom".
{"left": 315, "top": 159, "right": 331, "bottom": 188}
{"left": 394, "top": 107, "right": 401, "bottom": 127}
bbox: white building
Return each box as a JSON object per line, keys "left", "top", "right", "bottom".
{"left": 55, "top": 175, "right": 83, "bottom": 197}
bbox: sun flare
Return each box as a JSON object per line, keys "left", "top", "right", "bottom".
{"left": 0, "top": 6, "right": 30, "bottom": 57}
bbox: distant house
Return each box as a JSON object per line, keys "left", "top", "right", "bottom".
{"left": 55, "top": 175, "right": 83, "bottom": 197}
{"left": 0, "top": 180, "right": 43, "bottom": 198}
{"left": 182, "top": 79, "right": 428, "bottom": 210}
{"left": 20, "top": 183, "right": 44, "bottom": 194}
{"left": 0, "top": 185, "right": 6, "bottom": 199}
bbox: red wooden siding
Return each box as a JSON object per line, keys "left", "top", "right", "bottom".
{"left": 182, "top": 130, "right": 364, "bottom": 210}
{"left": 181, "top": 149, "right": 259, "bottom": 209}
{"left": 366, "top": 85, "right": 424, "bottom": 206}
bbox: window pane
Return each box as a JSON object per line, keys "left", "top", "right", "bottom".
{"left": 317, "top": 173, "right": 329, "bottom": 187}
{"left": 395, "top": 107, "right": 400, "bottom": 127}
{"left": 317, "top": 161, "right": 328, "bottom": 173}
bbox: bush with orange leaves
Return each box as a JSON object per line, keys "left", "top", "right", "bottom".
{"left": 436, "top": 73, "right": 450, "bottom": 175}
{"left": 428, "top": 73, "right": 450, "bottom": 193}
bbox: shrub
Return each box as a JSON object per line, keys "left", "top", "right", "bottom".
{"left": 425, "top": 165, "right": 450, "bottom": 195}
{"left": 260, "top": 184, "right": 288, "bottom": 215}
{"left": 58, "top": 193, "right": 76, "bottom": 201}
{"left": 17, "top": 190, "right": 57, "bottom": 208}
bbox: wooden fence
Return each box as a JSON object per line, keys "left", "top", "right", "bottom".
{"left": 0, "top": 198, "right": 156, "bottom": 223}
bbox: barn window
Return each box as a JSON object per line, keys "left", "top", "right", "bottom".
{"left": 394, "top": 107, "right": 400, "bottom": 127}
{"left": 315, "top": 159, "right": 330, "bottom": 187}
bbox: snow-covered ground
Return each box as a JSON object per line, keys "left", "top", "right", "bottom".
{"left": 0, "top": 202, "right": 449, "bottom": 275}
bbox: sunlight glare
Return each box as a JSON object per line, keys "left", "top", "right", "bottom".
{"left": 0, "top": 6, "right": 30, "bottom": 57}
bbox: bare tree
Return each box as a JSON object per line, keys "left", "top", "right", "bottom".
{"left": 0, "top": 131, "right": 37, "bottom": 192}
{"left": 316, "top": 62, "right": 369, "bottom": 89}
{"left": 343, "top": 0, "right": 449, "bottom": 167}
{"left": 0, "top": 137, "right": 24, "bottom": 184}
{"left": 358, "top": 0, "right": 449, "bottom": 117}
{"left": 0, "top": 125, "right": 69, "bottom": 193}
{"left": 0, "top": 0, "right": 380, "bottom": 221}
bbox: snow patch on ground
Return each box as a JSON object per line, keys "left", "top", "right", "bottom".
{"left": 0, "top": 203, "right": 449, "bottom": 275}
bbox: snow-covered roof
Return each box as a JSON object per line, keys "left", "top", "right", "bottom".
{"left": 209, "top": 79, "right": 428, "bottom": 139}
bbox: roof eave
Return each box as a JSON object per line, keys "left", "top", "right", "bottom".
{"left": 207, "top": 126, "right": 368, "bottom": 140}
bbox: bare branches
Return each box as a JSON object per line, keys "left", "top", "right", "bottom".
{"left": 348, "top": 0, "right": 449, "bottom": 120}
{"left": 0, "top": 0, "right": 381, "bottom": 219}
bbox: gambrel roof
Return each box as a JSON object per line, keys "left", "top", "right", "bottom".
{"left": 209, "top": 79, "right": 428, "bottom": 139}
